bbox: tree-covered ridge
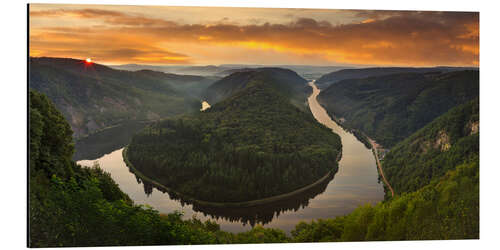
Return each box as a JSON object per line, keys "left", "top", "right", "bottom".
{"left": 203, "top": 67, "right": 310, "bottom": 110}
{"left": 317, "top": 70, "right": 479, "bottom": 148}
{"left": 315, "top": 66, "right": 478, "bottom": 89}
{"left": 29, "top": 57, "right": 216, "bottom": 137}
{"left": 381, "top": 98, "right": 479, "bottom": 197}
{"left": 127, "top": 77, "right": 342, "bottom": 202}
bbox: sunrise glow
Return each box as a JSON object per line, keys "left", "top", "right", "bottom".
{"left": 29, "top": 4, "right": 479, "bottom": 67}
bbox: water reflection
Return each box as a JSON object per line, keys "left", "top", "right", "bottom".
{"left": 131, "top": 169, "right": 334, "bottom": 227}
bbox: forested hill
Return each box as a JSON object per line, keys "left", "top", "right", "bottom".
{"left": 29, "top": 57, "right": 216, "bottom": 138}
{"left": 315, "top": 66, "right": 477, "bottom": 89}
{"left": 203, "top": 68, "right": 309, "bottom": 109}
{"left": 381, "top": 98, "right": 479, "bottom": 197}
{"left": 127, "top": 74, "right": 342, "bottom": 203}
{"left": 317, "top": 70, "right": 479, "bottom": 148}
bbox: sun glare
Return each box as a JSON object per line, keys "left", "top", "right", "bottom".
{"left": 85, "top": 58, "right": 92, "bottom": 63}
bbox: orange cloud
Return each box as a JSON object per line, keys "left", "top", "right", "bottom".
{"left": 30, "top": 8, "right": 177, "bottom": 27}
{"left": 29, "top": 7, "right": 479, "bottom": 66}
{"left": 361, "top": 19, "right": 375, "bottom": 24}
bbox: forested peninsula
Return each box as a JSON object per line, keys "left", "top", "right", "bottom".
{"left": 126, "top": 70, "right": 342, "bottom": 203}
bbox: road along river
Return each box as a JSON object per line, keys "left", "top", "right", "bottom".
{"left": 77, "top": 80, "right": 384, "bottom": 233}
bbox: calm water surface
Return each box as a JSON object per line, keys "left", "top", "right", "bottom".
{"left": 77, "top": 81, "right": 384, "bottom": 233}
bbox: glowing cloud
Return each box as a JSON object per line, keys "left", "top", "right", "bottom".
{"left": 29, "top": 5, "right": 479, "bottom": 66}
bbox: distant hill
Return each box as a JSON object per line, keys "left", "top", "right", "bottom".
{"left": 29, "top": 57, "right": 216, "bottom": 138}
{"left": 112, "top": 63, "right": 350, "bottom": 81}
{"left": 382, "top": 98, "right": 479, "bottom": 197}
{"left": 130, "top": 69, "right": 218, "bottom": 98}
{"left": 126, "top": 71, "right": 342, "bottom": 203}
{"left": 317, "top": 70, "right": 479, "bottom": 148}
{"left": 282, "top": 65, "right": 351, "bottom": 81}
{"left": 109, "top": 63, "right": 178, "bottom": 72}
{"left": 89, "top": 66, "right": 219, "bottom": 98}
{"left": 176, "top": 65, "right": 228, "bottom": 75}
{"left": 203, "top": 68, "right": 309, "bottom": 110}
{"left": 110, "top": 64, "right": 233, "bottom": 76}
{"left": 214, "top": 68, "right": 257, "bottom": 77}
{"left": 216, "top": 65, "right": 350, "bottom": 80}
{"left": 315, "top": 67, "right": 478, "bottom": 89}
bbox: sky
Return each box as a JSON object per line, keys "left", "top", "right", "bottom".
{"left": 29, "top": 4, "right": 479, "bottom": 67}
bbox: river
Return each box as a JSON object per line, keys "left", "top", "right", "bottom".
{"left": 77, "top": 81, "right": 384, "bottom": 233}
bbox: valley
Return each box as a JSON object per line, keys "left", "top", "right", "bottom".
{"left": 29, "top": 58, "right": 479, "bottom": 245}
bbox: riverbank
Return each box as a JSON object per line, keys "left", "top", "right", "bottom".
{"left": 320, "top": 108, "right": 372, "bottom": 149}
{"left": 122, "top": 146, "right": 338, "bottom": 208}
{"left": 367, "top": 138, "right": 395, "bottom": 197}
{"left": 316, "top": 111, "right": 394, "bottom": 198}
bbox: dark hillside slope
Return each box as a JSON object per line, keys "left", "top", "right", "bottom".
{"left": 127, "top": 74, "right": 341, "bottom": 202}
{"left": 203, "top": 68, "right": 309, "bottom": 109}
{"left": 381, "top": 99, "right": 479, "bottom": 196}
{"left": 317, "top": 70, "right": 479, "bottom": 147}
{"left": 315, "top": 66, "right": 477, "bottom": 89}
{"left": 29, "top": 57, "right": 215, "bottom": 137}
